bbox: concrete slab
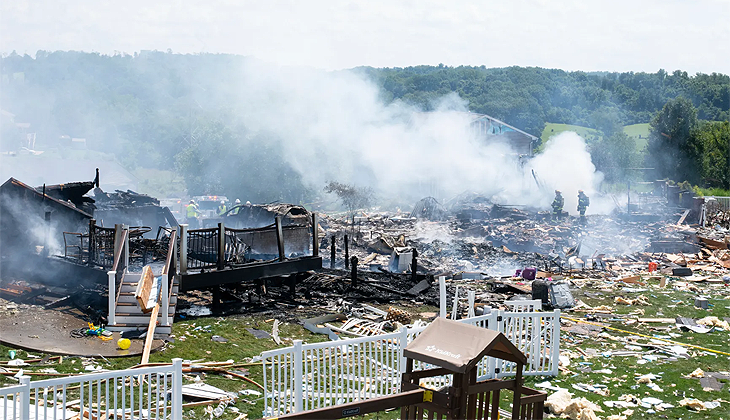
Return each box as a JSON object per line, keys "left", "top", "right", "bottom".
{"left": 0, "top": 307, "right": 164, "bottom": 357}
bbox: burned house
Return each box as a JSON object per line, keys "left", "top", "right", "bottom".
{"left": 92, "top": 188, "right": 178, "bottom": 238}
{"left": 469, "top": 113, "right": 538, "bottom": 156}
{"left": 0, "top": 178, "right": 92, "bottom": 259}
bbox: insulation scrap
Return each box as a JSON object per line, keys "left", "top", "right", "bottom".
{"left": 678, "top": 398, "right": 706, "bottom": 411}
{"left": 687, "top": 368, "right": 705, "bottom": 378}
{"left": 696, "top": 316, "right": 730, "bottom": 330}
{"left": 614, "top": 296, "right": 649, "bottom": 305}
{"left": 546, "top": 389, "right": 603, "bottom": 420}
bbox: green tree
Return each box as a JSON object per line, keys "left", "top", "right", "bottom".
{"left": 646, "top": 97, "right": 701, "bottom": 183}
{"left": 696, "top": 121, "right": 730, "bottom": 189}
{"left": 591, "top": 132, "right": 639, "bottom": 182}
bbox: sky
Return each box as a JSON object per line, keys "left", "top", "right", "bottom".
{"left": 1, "top": 0, "right": 729, "bottom": 74}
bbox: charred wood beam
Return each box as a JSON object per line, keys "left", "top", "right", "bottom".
{"left": 179, "top": 256, "right": 322, "bottom": 291}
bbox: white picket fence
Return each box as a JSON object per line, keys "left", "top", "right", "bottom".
{"left": 261, "top": 309, "right": 560, "bottom": 416}
{"left": 0, "top": 359, "right": 183, "bottom": 420}
{"left": 707, "top": 196, "right": 730, "bottom": 211}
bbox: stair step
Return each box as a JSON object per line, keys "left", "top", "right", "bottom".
{"left": 115, "top": 307, "right": 176, "bottom": 316}
{"left": 112, "top": 315, "right": 174, "bottom": 325}
{"left": 117, "top": 296, "right": 177, "bottom": 304}
{"left": 106, "top": 325, "right": 171, "bottom": 335}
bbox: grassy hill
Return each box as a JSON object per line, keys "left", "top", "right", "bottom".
{"left": 623, "top": 123, "right": 650, "bottom": 151}
{"left": 541, "top": 122, "right": 650, "bottom": 154}
{"left": 541, "top": 123, "right": 602, "bottom": 144}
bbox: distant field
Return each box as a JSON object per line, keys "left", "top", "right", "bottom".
{"left": 541, "top": 123, "right": 602, "bottom": 144}
{"left": 623, "top": 123, "right": 650, "bottom": 151}
{"left": 541, "top": 122, "right": 650, "bottom": 155}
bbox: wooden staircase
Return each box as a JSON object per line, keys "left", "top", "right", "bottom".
{"left": 106, "top": 271, "right": 179, "bottom": 336}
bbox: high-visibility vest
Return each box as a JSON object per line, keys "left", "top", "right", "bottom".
{"left": 217, "top": 205, "right": 227, "bottom": 215}
{"left": 186, "top": 204, "right": 198, "bottom": 218}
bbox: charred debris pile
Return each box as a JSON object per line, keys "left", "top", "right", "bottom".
{"left": 178, "top": 191, "right": 729, "bottom": 322}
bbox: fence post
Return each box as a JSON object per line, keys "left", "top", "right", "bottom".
{"left": 171, "top": 358, "right": 183, "bottom": 420}
{"left": 108, "top": 271, "right": 116, "bottom": 326}
{"left": 552, "top": 310, "right": 561, "bottom": 376}
{"left": 439, "top": 276, "right": 446, "bottom": 318}
{"left": 217, "top": 222, "right": 225, "bottom": 270}
{"left": 398, "top": 326, "right": 409, "bottom": 375}
{"left": 311, "top": 213, "right": 319, "bottom": 257}
{"left": 180, "top": 224, "right": 188, "bottom": 275}
{"left": 19, "top": 376, "right": 30, "bottom": 420}
{"left": 275, "top": 216, "right": 285, "bottom": 262}
{"left": 293, "top": 340, "right": 303, "bottom": 413}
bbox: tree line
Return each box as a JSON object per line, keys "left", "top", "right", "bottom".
{"left": 1, "top": 51, "right": 728, "bottom": 200}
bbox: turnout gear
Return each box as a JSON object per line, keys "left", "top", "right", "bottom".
{"left": 551, "top": 190, "right": 564, "bottom": 219}
{"left": 577, "top": 190, "right": 590, "bottom": 223}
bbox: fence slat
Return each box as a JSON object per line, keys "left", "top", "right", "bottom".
{"left": 261, "top": 309, "right": 560, "bottom": 416}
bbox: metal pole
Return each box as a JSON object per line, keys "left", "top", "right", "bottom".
{"left": 108, "top": 271, "right": 116, "bottom": 326}
{"left": 217, "top": 222, "right": 225, "bottom": 270}
{"left": 275, "top": 216, "right": 285, "bottom": 261}
{"left": 311, "top": 213, "right": 319, "bottom": 257}
{"left": 180, "top": 224, "right": 188, "bottom": 275}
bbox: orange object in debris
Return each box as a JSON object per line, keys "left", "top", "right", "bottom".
{"left": 648, "top": 262, "right": 658, "bottom": 272}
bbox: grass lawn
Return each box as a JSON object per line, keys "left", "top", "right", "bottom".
{"left": 541, "top": 123, "right": 603, "bottom": 145}
{"left": 1, "top": 284, "right": 728, "bottom": 419}
{"left": 623, "top": 123, "right": 650, "bottom": 152}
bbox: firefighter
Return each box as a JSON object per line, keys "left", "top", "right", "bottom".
{"left": 217, "top": 200, "right": 227, "bottom": 216}
{"left": 186, "top": 200, "right": 200, "bottom": 228}
{"left": 551, "top": 190, "right": 564, "bottom": 220}
{"left": 230, "top": 198, "right": 242, "bottom": 215}
{"left": 577, "top": 190, "right": 590, "bottom": 223}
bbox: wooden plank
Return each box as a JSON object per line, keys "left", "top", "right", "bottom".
{"left": 676, "top": 209, "right": 690, "bottom": 225}
{"left": 267, "top": 389, "right": 425, "bottom": 419}
{"left": 135, "top": 265, "right": 155, "bottom": 313}
{"left": 638, "top": 318, "right": 676, "bottom": 323}
{"left": 140, "top": 303, "right": 160, "bottom": 364}
{"left": 698, "top": 236, "right": 728, "bottom": 250}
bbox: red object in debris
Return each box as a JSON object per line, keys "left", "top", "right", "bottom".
{"left": 648, "top": 262, "right": 658, "bottom": 272}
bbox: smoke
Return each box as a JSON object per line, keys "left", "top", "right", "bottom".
{"left": 1, "top": 196, "right": 64, "bottom": 256}
{"left": 230, "top": 61, "right": 610, "bottom": 213}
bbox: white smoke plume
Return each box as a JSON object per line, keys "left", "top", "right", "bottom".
{"left": 233, "top": 61, "right": 610, "bottom": 213}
